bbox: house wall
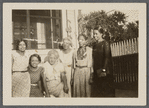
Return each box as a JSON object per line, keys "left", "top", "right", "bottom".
{"left": 12, "top": 10, "right": 78, "bottom": 63}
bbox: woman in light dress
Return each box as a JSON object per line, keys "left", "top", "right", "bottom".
{"left": 43, "top": 50, "right": 69, "bottom": 97}
{"left": 71, "top": 34, "right": 93, "bottom": 97}
{"left": 12, "top": 39, "right": 30, "bottom": 97}
{"left": 59, "top": 37, "right": 74, "bottom": 97}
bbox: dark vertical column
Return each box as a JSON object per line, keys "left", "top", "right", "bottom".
{"left": 50, "top": 10, "right": 54, "bottom": 49}
{"left": 66, "top": 10, "right": 68, "bottom": 37}
{"left": 26, "top": 10, "right": 31, "bottom": 49}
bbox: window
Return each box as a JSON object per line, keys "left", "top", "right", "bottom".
{"left": 12, "top": 10, "right": 62, "bottom": 50}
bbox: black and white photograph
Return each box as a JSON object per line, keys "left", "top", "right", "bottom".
{"left": 3, "top": 3, "right": 146, "bottom": 105}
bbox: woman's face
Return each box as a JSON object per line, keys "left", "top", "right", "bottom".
{"left": 63, "top": 39, "right": 70, "bottom": 50}
{"left": 93, "top": 30, "right": 103, "bottom": 42}
{"left": 78, "top": 36, "right": 86, "bottom": 47}
{"left": 30, "top": 56, "right": 39, "bottom": 68}
{"left": 48, "top": 54, "right": 57, "bottom": 65}
{"left": 18, "top": 41, "right": 26, "bottom": 52}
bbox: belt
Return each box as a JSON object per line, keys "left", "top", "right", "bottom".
{"left": 31, "top": 84, "right": 38, "bottom": 86}
{"left": 76, "top": 65, "right": 87, "bottom": 68}
{"left": 64, "top": 64, "right": 72, "bottom": 67}
{"left": 12, "top": 71, "right": 28, "bottom": 73}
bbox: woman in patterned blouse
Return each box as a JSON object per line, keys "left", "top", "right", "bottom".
{"left": 28, "top": 54, "right": 47, "bottom": 97}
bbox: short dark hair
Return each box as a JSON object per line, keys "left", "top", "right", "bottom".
{"left": 93, "top": 26, "right": 104, "bottom": 34}
{"left": 15, "top": 39, "right": 27, "bottom": 50}
{"left": 78, "top": 34, "right": 88, "bottom": 40}
{"left": 29, "top": 54, "right": 41, "bottom": 67}
{"left": 94, "top": 26, "right": 110, "bottom": 41}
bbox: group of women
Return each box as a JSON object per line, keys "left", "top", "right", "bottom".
{"left": 12, "top": 27, "right": 115, "bottom": 98}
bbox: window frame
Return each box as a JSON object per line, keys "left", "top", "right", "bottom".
{"left": 12, "top": 10, "right": 63, "bottom": 50}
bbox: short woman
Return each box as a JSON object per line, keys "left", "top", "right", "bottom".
{"left": 12, "top": 39, "right": 30, "bottom": 97}
{"left": 92, "top": 27, "right": 115, "bottom": 97}
{"left": 28, "top": 54, "right": 47, "bottom": 97}
{"left": 72, "top": 34, "right": 93, "bottom": 97}
{"left": 43, "top": 50, "right": 69, "bottom": 97}
{"left": 59, "top": 37, "right": 74, "bottom": 97}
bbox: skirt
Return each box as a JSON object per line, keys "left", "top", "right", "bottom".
{"left": 73, "top": 67, "right": 91, "bottom": 97}
{"left": 47, "top": 80, "right": 68, "bottom": 97}
{"left": 30, "top": 85, "right": 44, "bottom": 97}
{"left": 12, "top": 72, "right": 30, "bottom": 97}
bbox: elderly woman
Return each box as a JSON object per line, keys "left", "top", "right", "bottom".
{"left": 71, "top": 34, "right": 93, "bottom": 97}
{"left": 43, "top": 50, "right": 69, "bottom": 97}
{"left": 59, "top": 37, "right": 74, "bottom": 97}
{"left": 12, "top": 39, "right": 30, "bottom": 97}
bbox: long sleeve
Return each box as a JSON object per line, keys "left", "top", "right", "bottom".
{"left": 87, "top": 47, "right": 93, "bottom": 73}
{"left": 103, "top": 41, "right": 111, "bottom": 69}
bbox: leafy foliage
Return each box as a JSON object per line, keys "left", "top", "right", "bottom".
{"left": 78, "top": 10, "right": 138, "bottom": 42}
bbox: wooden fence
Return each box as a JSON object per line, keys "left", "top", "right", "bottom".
{"left": 110, "top": 38, "right": 138, "bottom": 56}
{"left": 110, "top": 38, "right": 138, "bottom": 90}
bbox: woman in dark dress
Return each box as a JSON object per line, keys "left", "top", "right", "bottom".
{"left": 91, "top": 27, "right": 115, "bottom": 97}
{"left": 28, "top": 54, "right": 47, "bottom": 97}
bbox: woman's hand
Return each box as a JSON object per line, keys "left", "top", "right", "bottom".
{"left": 70, "top": 78, "right": 73, "bottom": 86}
{"left": 97, "top": 69, "right": 106, "bottom": 77}
{"left": 89, "top": 73, "right": 94, "bottom": 84}
{"left": 45, "top": 93, "right": 50, "bottom": 97}
{"left": 100, "top": 72, "right": 106, "bottom": 77}
{"left": 45, "top": 77, "right": 50, "bottom": 82}
{"left": 63, "top": 85, "right": 69, "bottom": 93}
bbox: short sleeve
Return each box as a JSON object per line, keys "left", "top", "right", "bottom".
{"left": 87, "top": 47, "right": 93, "bottom": 68}
{"left": 40, "top": 66, "right": 45, "bottom": 75}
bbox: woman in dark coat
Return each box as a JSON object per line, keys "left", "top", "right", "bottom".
{"left": 91, "top": 27, "right": 115, "bottom": 97}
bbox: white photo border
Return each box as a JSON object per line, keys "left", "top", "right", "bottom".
{"left": 3, "top": 3, "right": 146, "bottom": 106}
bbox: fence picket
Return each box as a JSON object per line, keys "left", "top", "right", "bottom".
{"left": 110, "top": 38, "right": 138, "bottom": 86}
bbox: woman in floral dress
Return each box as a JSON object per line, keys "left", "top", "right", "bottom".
{"left": 12, "top": 39, "right": 30, "bottom": 97}
{"left": 72, "top": 34, "right": 93, "bottom": 97}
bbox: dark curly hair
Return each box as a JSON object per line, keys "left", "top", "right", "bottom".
{"left": 93, "top": 26, "right": 110, "bottom": 41}
{"left": 15, "top": 39, "right": 27, "bottom": 50}
{"left": 78, "top": 34, "right": 88, "bottom": 40}
{"left": 29, "top": 54, "right": 41, "bottom": 67}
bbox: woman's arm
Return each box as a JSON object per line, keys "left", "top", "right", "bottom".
{"left": 38, "top": 80, "right": 42, "bottom": 92}
{"left": 88, "top": 47, "right": 94, "bottom": 83}
{"left": 41, "top": 68, "right": 50, "bottom": 97}
{"left": 71, "top": 51, "right": 76, "bottom": 85}
{"left": 103, "top": 41, "right": 111, "bottom": 72}
{"left": 61, "top": 72, "right": 69, "bottom": 93}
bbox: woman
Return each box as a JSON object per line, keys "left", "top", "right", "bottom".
{"left": 28, "top": 54, "right": 47, "bottom": 97}
{"left": 43, "top": 50, "right": 69, "bottom": 97}
{"left": 92, "top": 27, "right": 115, "bottom": 97}
{"left": 72, "top": 34, "right": 93, "bottom": 97}
{"left": 59, "top": 37, "right": 74, "bottom": 97}
{"left": 12, "top": 39, "right": 30, "bottom": 97}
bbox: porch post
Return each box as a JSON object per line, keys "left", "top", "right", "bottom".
{"left": 26, "top": 10, "right": 31, "bottom": 49}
